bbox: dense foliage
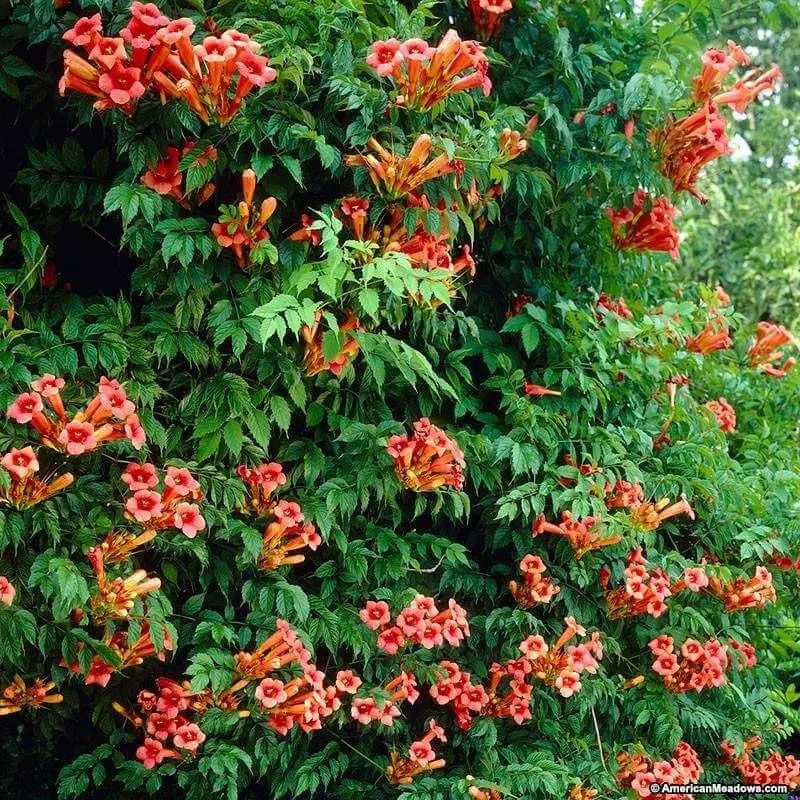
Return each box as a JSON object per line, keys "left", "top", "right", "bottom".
{"left": 2, "top": 0, "right": 800, "bottom": 798}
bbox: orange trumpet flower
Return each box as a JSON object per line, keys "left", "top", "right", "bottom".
{"left": 344, "top": 135, "right": 455, "bottom": 199}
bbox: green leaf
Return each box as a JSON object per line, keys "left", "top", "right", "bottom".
{"left": 223, "top": 420, "right": 244, "bottom": 457}
{"left": 269, "top": 395, "right": 292, "bottom": 432}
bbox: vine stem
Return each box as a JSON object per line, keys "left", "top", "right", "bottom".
{"left": 328, "top": 729, "right": 386, "bottom": 774}
{"left": 591, "top": 706, "right": 607, "bottom": 769}
{"left": 7, "top": 247, "right": 47, "bottom": 304}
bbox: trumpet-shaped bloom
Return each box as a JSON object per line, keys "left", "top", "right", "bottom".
{"left": 607, "top": 190, "right": 681, "bottom": 259}
{"left": 0, "top": 577, "right": 16, "bottom": 606}
{"left": 1, "top": 447, "right": 39, "bottom": 480}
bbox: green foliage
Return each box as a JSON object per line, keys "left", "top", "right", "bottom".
{"left": 2, "top": 0, "right": 800, "bottom": 798}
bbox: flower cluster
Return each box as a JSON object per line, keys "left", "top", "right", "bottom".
{"left": 605, "top": 481, "right": 692, "bottom": 531}
{"left": 60, "top": 4, "right": 276, "bottom": 122}
{"left": 649, "top": 634, "right": 752, "bottom": 692}
{"left": 90, "top": 529, "right": 158, "bottom": 566}
{"left": 706, "top": 566, "right": 776, "bottom": 612}
{"left": 747, "top": 321, "right": 797, "bottom": 377}
{"left": 606, "top": 555, "right": 709, "bottom": 619}
{"left": 625, "top": 492, "right": 695, "bottom": 532}
{"left": 345, "top": 135, "right": 455, "bottom": 198}
{"left": 429, "top": 660, "right": 492, "bottom": 729}
{"left": 359, "top": 595, "right": 471, "bottom": 654}
{"left": 122, "top": 462, "right": 205, "bottom": 539}
{"left": 691, "top": 41, "right": 782, "bottom": 112}
{"left": 714, "top": 63, "right": 783, "bottom": 113}
{"left": 772, "top": 552, "right": 800, "bottom": 575}
{"left": 141, "top": 140, "right": 217, "bottom": 205}
{"left": 706, "top": 396, "right": 736, "bottom": 433}
{"left": 328, "top": 195, "right": 476, "bottom": 302}
{"left": 301, "top": 310, "right": 362, "bottom": 376}
{"left": 606, "top": 549, "right": 673, "bottom": 619}
{"left": 596, "top": 293, "right": 633, "bottom": 320}
{"left": 113, "top": 678, "right": 207, "bottom": 768}
{"left": 237, "top": 464, "right": 321, "bottom": 570}
{"left": 0, "top": 675, "right": 64, "bottom": 716}
{"left": 385, "top": 721, "right": 448, "bottom": 785}
{"left": 212, "top": 169, "right": 278, "bottom": 269}
{"left": 423, "top": 622, "right": 601, "bottom": 730}
{"left": 728, "top": 638, "right": 758, "bottom": 668}
{"left": 567, "top": 786, "right": 599, "bottom": 800}
{"left": 365, "top": 30, "right": 490, "bottom": 110}
{"left": 387, "top": 418, "right": 466, "bottom": 492}
{"left": 652, "top": 43, "right": 779, "bottom": 201}
{"left": 234, "top": 461, "right": 320, "bottom": 569}
{"left": 691, "top": 41, "right": 751, "bottom": 102}
{"left": 6, "top": 375, "right": 145, "bottom": 454}
{"left": 532, "top": 511, "right": 621, "bottom": 558}
{"left": 685, "top": 315, "right": 733, "bottom": 354}
{"left": 469, "top": 788, "right": 505, "bottom": 800}
{"left": 508, "top": 554, "right": 560, "bottom": 609}
{"left": 378, "top": 195, "right": 475, "bottom": 281}
{"left": 86, "top": 546, "right": 161, "bottom": 623}
{"left": 0, "top": 446, "right": 74, "bottom": 509}
{"left": 519, "top": 618, "right": 603, "bottom": 699}
{"left": 235, "top": 620, "right": 337, "bottom": 735}
{"left": 606, "top": 191, "right": 681, "bottom": 259}
{"left": 114, "top": 620, "right": 336, "bottom": 752}
{"left": 498, "top": 127, "right": 528, "bottom": 160}
{"left": 604, "top": 479, "right": 644, "bottom": 509}
{"left": 721, "top": 737, "right": 800, "bottom": 787}
{"left": 468, "top": 0, "right": 512, "bottom": 41}
{"left": 349, "top": 670, "right": 418, "bottom": 727}
{"left": 616, "top": 742, "right": 703, "bottom": 799}
{"left": 236, "top": 461, "right": 287, "bottom": 514}
{"left": 651, "top": 103, "right": 730, "bottom": 203}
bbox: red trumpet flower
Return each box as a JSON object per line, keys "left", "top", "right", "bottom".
{"left": 596, "top": 293, "right": 633, "bottom": 320}
{"left": 121, "top": 462, "right": 205, "bottom": 539}
{"left": 59, "top": 6, "right": 276, "bottom": 122}
{"left": 0, "top": 446, "right": 74, "bottom": 509}
{"left": 685, "top": 316, "right": 732, "bottom": 355}
{"left": 721, "top": 737, "right": 800, "bottom": 787}
{"left": 648, "top": 634, "right": 753, "bottom": 693}
{"left": 365, "top": 30, "right": 491, "bottom": 110}
{"left": 606, "top": 190, "right": 681, "bottom": 259}
{"left": 345, "top": 135, "right": 455, "bottom": 199}
{"left": 387, "top": 418, "right": 466, "bottom": 492}
{"left": 141, "top": 141, "right": 217, "bottom": 205}
{"left": 617, "top": 742, "right": 702, "bottom": 799}
{"left": 386, "top": 721, "right": 447, "bottom": 785}
{"left": 300, "top": 309, "right": 362, "bottom": 376}
{"left": 0, "top": 676, "right": 64, "bottom": 716}
{"left": 691, "top": 41, "right": 750, "bottom": 103}
{"left": 508, "top": 554, "right": 560, "bottom": 609}
{"left": 650, "top": 103, "right": 730, "bottom": 202}
{"left": 748, "top": 321, "right": 797, "bottom": 377}
{"left": 212, "top": 169, "right": 278, "bottom": 268}
{"left": 706, "top": 566, "right": 776, "bottom": 612}
{"left": 361, "top": 594, "right": 471, "bottom": 654}
{"left": 532, "top": 511, "right": 621, "bottom": 558}
{"left": 705, "top": 396, "right": 736, "bottom": 433}
{"left": 6, "top": 375, "right": 145, "bottom": 454}
{"left": 468, "top": 0, "right": 512, "bottom": 41}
